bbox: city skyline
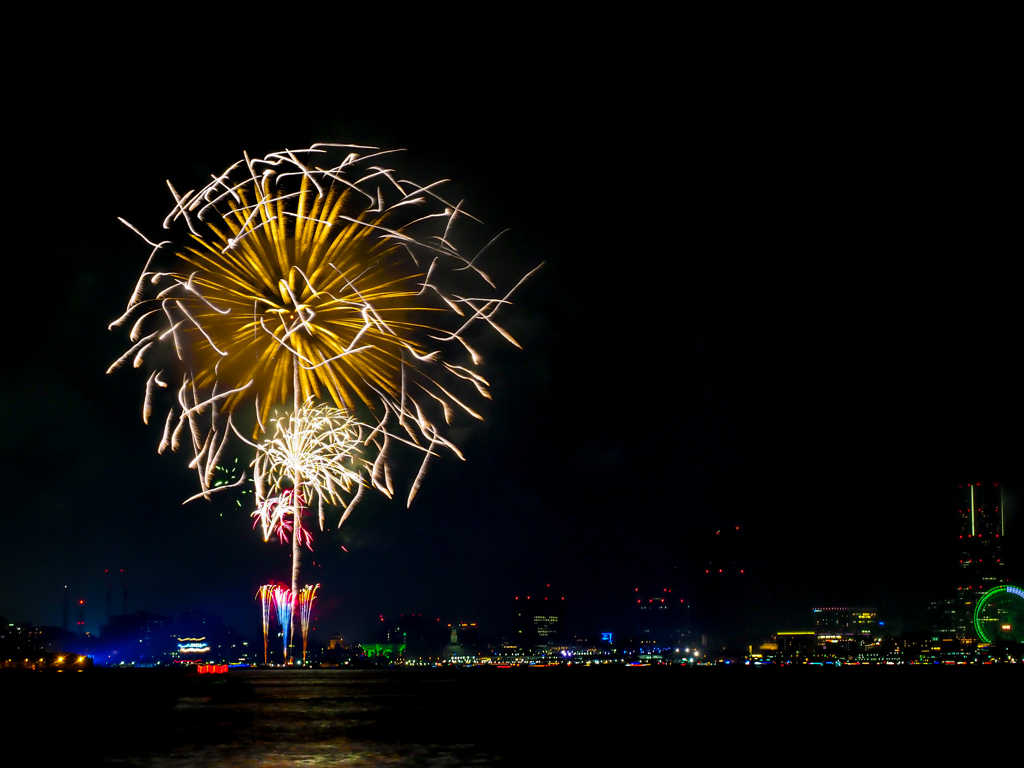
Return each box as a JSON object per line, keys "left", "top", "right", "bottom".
{"left": 7, "top": 478, "right": 1020, "bottom": 652}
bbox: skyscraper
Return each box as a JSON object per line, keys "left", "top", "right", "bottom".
{"left": 939, "top": 483, "right": 1006, "bottom": 639}
{"left": 634, "top": 587, "right": 689, "bottom": 647}
{"left": 512, "top": 585, "right": 565, "bottom": 646}
{"left": 689, "top": 524, "right": 748, "bottom": 650}
{"left": 957, "top": 482, "right": 1005, "bottom": 589}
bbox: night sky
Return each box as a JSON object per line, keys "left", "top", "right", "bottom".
{"left": 3, "top": 47, "right": 1018, "bottom": 650}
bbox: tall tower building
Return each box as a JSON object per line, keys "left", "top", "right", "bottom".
{"left": 957, "top": 482, "right": 1005, "bottom": 591}
{"left": 940, "top": 483, "right": 1006, "bottom": 638}
{"left": 958, "top": 483, "right": 1005, "bottom": 557}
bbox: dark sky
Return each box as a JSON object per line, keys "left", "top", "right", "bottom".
{"left": 2, "top": 45, "right": 1018, "bottom": 649}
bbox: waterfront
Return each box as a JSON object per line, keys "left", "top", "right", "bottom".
{"left": 9, "top": 666, "right": 1017, "bottom": 765}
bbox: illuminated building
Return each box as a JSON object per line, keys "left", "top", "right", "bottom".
{"left": 933, "top": 483, "right": 1007, "bottom": 640}
{"left": 812, "top": 608, "right": 879, "bottom": 659}
{"left": 634, "top": 586, "right": 689, "bottom": 647}
{"left": 812, "top": 607, "right": 879, "bottom": 637}
{"left": 361, "top": 643, "right": 406, "bottom": 661}
{"left": 93, "top": 608, "right": 250, "bottom": 665}
{"left": 899, "top": 631, "right": 977, "bottom": 663}
{"left": 957, "top": 482, "right": 1005, "bottom": 585}
{"left": 513, "top": 585, "right": 565, "bottom": 646}
{"left": 374, "top": 614, "right": 448, "bottom": 659}
{"left": 760, "top": 631, "right": 816, "bottom": 660}
{"left": 0, "top": 622, "right": 44, "bottom": 659}
{"left": 177, "top": 637, "right": 211, "bottom": 654}
{"left": 955, "top": 482, "right": 1006, "bottom": 639}
{"left": 447, "top": 622, "right": 481, "bottom": 647}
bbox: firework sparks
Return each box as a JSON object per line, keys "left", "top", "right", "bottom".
{"left": 254, "top": 401, "right": 367, "bottom": 532}
{"left": 249, "top": 401, "right": 367, "bottom": 594}
{"left": 110, "top": 143, "right": 536, "bottom": 507}
{"left": 256, "top": 584, "right": 274, "bottom": 665}
{"left": 272, "top": 584, "right": 294, "bottom": 663}
{"left": 251, "top": 488, "right": 314, "bottom": 550}
{"left": 297, "top": 583, "right": 320, "bottom": 665}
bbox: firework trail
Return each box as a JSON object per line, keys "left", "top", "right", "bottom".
{"left": 256, "top": 584, "right": 274, "bottom": 665}
{"left": 297, "top": 583, "right": 320, "bottom": 665}
{"left": 272, "top": 585, "right": 294, "bottom": 664}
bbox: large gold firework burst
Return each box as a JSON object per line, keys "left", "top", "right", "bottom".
{"left": 110, "top": 144, "right": 536, "bottom": 503}
{"left": 169, "top": 168, "right": 437, "bottom": 418}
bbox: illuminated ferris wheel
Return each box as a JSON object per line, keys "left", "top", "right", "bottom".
{"left": 973, "top": 585, "right": 1024, "bottom": 644}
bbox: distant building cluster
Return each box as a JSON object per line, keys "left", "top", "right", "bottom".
{"left": 1, "top": 607, "right": 252, "bottom": 669}
{"left": 3, "top": 484, "right": 1020, "bottom": 670}
{"left": 752, "top": 482, "right": 1021, "bottom": 665}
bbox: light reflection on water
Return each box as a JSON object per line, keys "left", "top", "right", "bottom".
{"left": 125, "top": 670, "right": 504, "bottom": 767}
{"left": 141, "top": 740, "right": 486, "bottom": 768}
{"left": 21, "top": 665, "right": 989, "bottom": 765}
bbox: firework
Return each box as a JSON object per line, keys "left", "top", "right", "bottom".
{"left": 254, "top": 401, "right": 367, "bottom": 532}
{"left": 256, "top": 584, "right": 274, "bottom": 665}
{"left": 272, "top": 585, "right": 294, "bottom": 663}
{"left": 297, "top": 583, "right": 320, "bottom": 665}
{"left": 246, "top": 400, "right": 369, "bottom": 593}
{"left": 251, "top": 487, "right": 314, "bottom": 550}
{"left": 111, "top": 144, "right": 535, "bottom": 654}
{"left": 110, "top": 143, "right": 538, "bottom": 507}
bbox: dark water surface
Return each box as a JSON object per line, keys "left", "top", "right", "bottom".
{"left": 9, "top": 666, "right": 1015, "bottom": 765}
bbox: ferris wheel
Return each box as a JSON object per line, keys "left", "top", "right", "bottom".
{"left": 973, "top": 585, "right": 1024, "bottom": 644}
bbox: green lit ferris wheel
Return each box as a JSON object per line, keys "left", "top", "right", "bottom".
{"left": 973, "top": 585, "right": 1024, "bottom": 644}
